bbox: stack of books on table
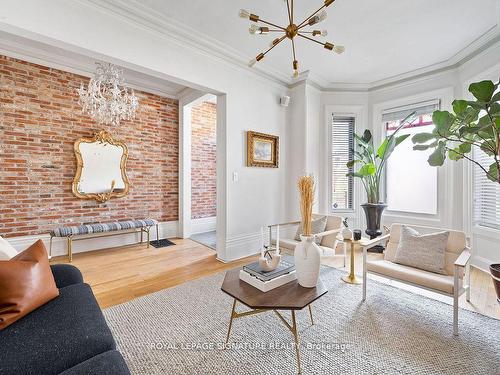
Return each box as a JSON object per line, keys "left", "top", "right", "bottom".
{"left": 239, "top": 255, "right": 296, "bottom": 292}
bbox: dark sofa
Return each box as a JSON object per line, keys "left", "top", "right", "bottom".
{"left": 0, "top": 264, "right": 130, "bottom": 375}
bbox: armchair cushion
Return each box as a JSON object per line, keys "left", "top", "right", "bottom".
{"left": 367, "top": 260, "right": 461, "bottom": 294}
{"left": 294, "top": 216, "right": 327, "bottom": 244}
{"left": 385, "top": 224, "right": 466, "bottom": 276}
{"left": 393, "top": 225, "right": 449, "bottom": 275}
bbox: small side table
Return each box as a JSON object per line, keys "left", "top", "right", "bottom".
{"left": 336, "top": 236, "right": 374, "bottom": 285}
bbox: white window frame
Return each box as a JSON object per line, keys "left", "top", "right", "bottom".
{"left": 324, "top": 105, "right": 366, "bottom": 228}
{"left": 372, "top": 88, "right": 455, "bottom": 228}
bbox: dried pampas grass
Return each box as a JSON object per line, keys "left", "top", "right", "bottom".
{"left": 297, "top": 175, "right": 315, "bottom": 236}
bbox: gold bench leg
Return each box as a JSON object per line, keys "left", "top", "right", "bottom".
{"left": 49, "top": 236, "right": 53, "bottom": 260}
{"left": 67, "top": 237, "right": 73, "bottom": 262}
{"left": 147, "top": 228, "right": 150, "bottom": 248}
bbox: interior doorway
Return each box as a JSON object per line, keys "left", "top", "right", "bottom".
{"left": 180, "top": 93, "right": 217, "bottom": 250}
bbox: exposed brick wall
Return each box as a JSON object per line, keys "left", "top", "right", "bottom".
{"left": 191, "top": 101, "right": 216, "bottom": 219}
{"left": 0, "top": 55, "right": 179, "bottom": 238}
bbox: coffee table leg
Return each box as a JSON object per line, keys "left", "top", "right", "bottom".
{"left": 291, "top": 310, "right": 302, "bottom": 374}
{"left": 225, "top": 299, "right": 237, "bottom": 344}
{"left": 308, "top": 305, "right": 314, "bottom": 326}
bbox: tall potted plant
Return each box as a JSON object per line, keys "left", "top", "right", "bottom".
{"left": 347, "top": 113, "right": 415, "bottom": 247}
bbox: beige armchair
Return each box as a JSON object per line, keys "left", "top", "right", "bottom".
{"left": 269, "top": 214, "right": 346, "bottom": 267}
{"left": 362, "top": 223, "right": 471, "bottom": 336}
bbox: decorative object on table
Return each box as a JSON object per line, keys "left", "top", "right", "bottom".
{"left": 240, "top": 254, "right": 296, "bottom": 292}
{"left": 353, "top": 229, "right": 362, "bottom": 241}
{"left": 72, "top": 130, "right": 129, "bottom": 203}
{"left": 412, "top": 79, "right": 500, "bottom": 184}
{"left": 77, "top": 62, "right": 139, "bottom": 126}
{"left": 490, "top": 264, "right": 500, "bottom": 303}
{"left": 239, "top": 0, "right": 344, "bottom": 78}
{"left": 258, "top": 226, "right": 281, "bottom": 272}
{"left": 341, "top": 218, "right": 352, "bottom": 240}
{"left": 246, "top": 131, "right": 279, "bottom": 168}
{"left": 347, "top": 112, "right": 416, "bottom": 252}
{"left": 294, "top": 175, "right": 321, "bottom": 288}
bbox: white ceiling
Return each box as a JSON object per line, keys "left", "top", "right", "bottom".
{"left": 133, "top": 0, "right": 499, "bottom": 86}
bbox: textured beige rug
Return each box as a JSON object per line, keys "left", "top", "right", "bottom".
{"left": 104, "top": 267, "right": 499, "bottom": 374}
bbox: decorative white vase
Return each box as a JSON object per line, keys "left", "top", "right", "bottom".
{"left": 342, "top": 228, "right": 353, "bottom": 240}
{"left": 294, "top": 235, "right": 321, "bottom": 288}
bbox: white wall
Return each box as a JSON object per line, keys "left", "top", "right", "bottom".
{"left": 288, "top": 41, "right": 500, "bottom": 269}
{"left": 0, "top": 0, "right": 289, "bottom": 262}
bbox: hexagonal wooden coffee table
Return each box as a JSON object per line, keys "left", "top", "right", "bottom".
{"left": 221, "top": 269, "right": 328, "bottom": 374}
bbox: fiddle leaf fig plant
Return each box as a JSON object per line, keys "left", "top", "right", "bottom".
{"left": 346, "top": 112, "right": 416, "bottom": 204}
{"left": 412, "top": 79, "right": 500, "bottom": 184}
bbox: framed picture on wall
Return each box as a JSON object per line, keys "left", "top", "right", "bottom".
{"left": 247, "top": 131, "right": 279, "bottom": 168}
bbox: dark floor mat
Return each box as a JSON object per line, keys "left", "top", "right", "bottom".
{"left": 150, "top": 239, "right": 176, "bottom": 248}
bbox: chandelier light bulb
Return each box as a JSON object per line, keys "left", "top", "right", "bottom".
{"left": 249, "top": 24, "right": 259, "bottom": 34}
{"left": 308, "top": 10, "right": 328, "bottom": 25}
{"left": 333, "top": 45, "right": 345, "bottom": 54}
{"left": 239, "top": 9, "right": 250, "bottom": 19}
{"left": 321, "top": 30, "right": 328, "bottom": 37}
{"left": 318, "top": 10, "right": 328, "bottom": 22}
{"left": 248, "top": 58, "right": 257, "bottom": 67}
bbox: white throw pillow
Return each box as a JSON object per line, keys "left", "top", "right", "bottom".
{"left": 393, "top": 225, "right": 449, "bottom": 275}
{"left": 0, "top": 236, "right": 18, "bottom": 260}
{"left": 295, "top": 216, "right": 327, "bottom": 245}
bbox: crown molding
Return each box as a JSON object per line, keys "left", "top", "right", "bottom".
{"left": 81, "top": 0, "right": 291, "bottom": 88}
{"left": 0, "top": 29, "right": 184, "bottom": 99}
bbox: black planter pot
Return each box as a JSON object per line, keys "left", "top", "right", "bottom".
{"left": 490, "top": 264, "right": 500, "bottom": 304}
{"left": 361, "top": 203, "right": 387, "bottom": 253}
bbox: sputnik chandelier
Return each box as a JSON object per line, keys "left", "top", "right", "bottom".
{"left": 239, "top": 0, "right": 344, "bottom": 78}
{"left": 77, "top": 62, "right": 139, "bottom": 126}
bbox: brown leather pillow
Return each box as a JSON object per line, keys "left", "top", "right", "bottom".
{"left": 0, "top": 240, "right": 59, "bottom": 330}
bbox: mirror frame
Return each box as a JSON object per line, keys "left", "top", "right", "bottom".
{"left": 72, "top": 130, "right": 130, "bottom": 203}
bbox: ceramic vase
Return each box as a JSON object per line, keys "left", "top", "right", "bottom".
{"left": 294, "top": 235, "right": 321, "bottom": 288}
{"left": 342, "top": 228, "right": 353, "bottom": 240}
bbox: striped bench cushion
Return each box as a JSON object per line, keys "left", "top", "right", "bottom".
{"left": 51, "top": 219, "right": 158, "bottom": 237}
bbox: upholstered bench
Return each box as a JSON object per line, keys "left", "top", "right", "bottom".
{"left": 50, "top": 219, "right": 159, "bottom": 262}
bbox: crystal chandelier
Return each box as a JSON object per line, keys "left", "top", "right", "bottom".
{"left": 239, "top": 0, "right": 345, "bottom": 78}
{"left": 77, "top": 63, "right": 139, "bottom": 126}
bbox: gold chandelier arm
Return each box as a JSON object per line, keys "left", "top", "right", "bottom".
{"left": 262, "top": 35, "right": 287, "bottom": 57}
{"left": 297, "top": 0, "right": 335, "bottom": 29}
{"left": 291, "top": 38, "right": 297, "bottom": 62}
{"left": 256, "top": 18, "right": 286, "bottom": 30}
{"left": 297, "top": 32, "right": 328, "bottom": 47}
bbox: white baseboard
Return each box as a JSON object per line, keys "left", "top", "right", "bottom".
{"left": 191, "top": 216, "right": 216, "bottom": 234}
{"left": 472, "top": 255, "right": 494, "bottom": 273}
{"left": 6, "top": 221, "right": 179, "bottom": 258}
{"left": 223, "top": 231, "right": 263, "bottom": 262}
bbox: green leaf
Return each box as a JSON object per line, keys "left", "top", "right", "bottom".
{"left": 361, "top": 129, "right": 372, "bottom": 143}
{"left": 395, "top": 134, "right": 410, "bottom": 147}
{"left": 453, "top": 100, "right": 468, "bottom": 115}
{"left": 376, "top": 138, "right": 389, "bottom": 159}
{"left": 432, "top": 111, "right": 455, "bottom": 134}
{"left": 469, "top": 80, "right": 495, "bottom": 102}
{"left": 490, "top": 102, "right": 500, "bottom": 116}
{"left": 496, "top": 118, "right": 500, "bottom": 130}
{"left": 346, "top": 159, "right": 363, "bottom": 168}
{"left": 358, "top": 163, "right": 376, "bottom": 176}
{"left": 449, "top": 149, "right": 463, "bottom": 161}
{"left": 487, "top": 162, "right": 499, "bottom": 183}
{"left": 478, "top": 114, "right": 493, "bottom": 128}
{"left": 413, "top": 144, "right": 432, "bottom": 151}
{"left": 491, "top": 91, "right": 500, "bottom": 103}
{"left": 466, "top": 100, "right": 487, "bottom": 110}
{"left": 412, "top": 132, "right": 435, "bottom": 144}
{"left": 428, "top": 143, "right": 446, "bottom": 166}
{"left": 481, "top": 140, "right": 497, "bottom": 156}
{"left": 458, "top": 142, "right": 472, "bottom": 154}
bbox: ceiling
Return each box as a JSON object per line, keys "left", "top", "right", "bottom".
{"left": 131, "top": 0, "right": 499, "bottom": 86}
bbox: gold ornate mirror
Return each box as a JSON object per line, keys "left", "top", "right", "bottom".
{"left": 72, "top": 130, "right": 130, "bottom": 203}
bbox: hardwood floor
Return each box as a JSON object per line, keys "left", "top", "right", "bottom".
{"left": 52, "top": 239, "right": 499, "bottom": 320}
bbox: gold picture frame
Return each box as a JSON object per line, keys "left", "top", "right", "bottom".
{"left": 247, "top": 131, "right": 279, "bottom": 168}
{"left": 72, "top": 130, "right": 130, "bottom": 203}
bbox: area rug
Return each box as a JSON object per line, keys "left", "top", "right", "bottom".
{"left": 104, "top": 267, "right": 499, "bottom": 374}
{"left": 190, "top": 231, "right": 216, "bottom": 250}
